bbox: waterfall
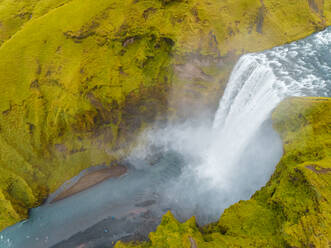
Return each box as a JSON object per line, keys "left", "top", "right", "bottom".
{"left": 215, "top": 25, "right": 330, "bottom": 132}
{"left": 157, "top": 26, "right": 331, "bottom": 223}
{"left": 202, "top": 26, "right": 331, "bottom": 185}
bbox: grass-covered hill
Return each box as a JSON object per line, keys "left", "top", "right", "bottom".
{"left": 115, "top": 97, "right": 331, "bottom": 248}
{"left": 0, "top": 0, "right": 330, "bottom": 230}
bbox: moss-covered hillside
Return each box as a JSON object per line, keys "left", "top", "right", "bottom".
{"left": 0, "top": 0, "right": 330, "bottom": 230}
{"left": 115, "top": 97, "right": 331, "bottom": 248}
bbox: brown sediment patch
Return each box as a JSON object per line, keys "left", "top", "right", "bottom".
{"left": 305, "top": 164, "right": 331, "bottom": 174}
{"left": 51, "top": 165, "right": 127, "bottom": 203}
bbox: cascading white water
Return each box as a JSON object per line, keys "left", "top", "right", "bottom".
{"left": 201, "top": 55, "right": 284, "bottom": 186}
{"left": 203, "top": 26, "right": 331, "bottom": 185}
{"left": 0, "top": 27, "right": 330, "bottom": 248}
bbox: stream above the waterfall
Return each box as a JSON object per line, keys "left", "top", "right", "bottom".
{"left": 0, "top": 27, "right": 330, "bottom": 248}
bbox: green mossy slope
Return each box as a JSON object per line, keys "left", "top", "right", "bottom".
{"left": 0, "top": 0, "right": 330, "bottom": 230}
{"left": 0, "top": 0, "right": 73, "bottom": 46}
{"left": 115, "top": 97, "right": 331, "bottom": 248}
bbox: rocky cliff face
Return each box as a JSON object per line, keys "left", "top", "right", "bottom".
{"left": 0, "top": 0, "right": 330, "bottom": 230}
{"left": 115, "top": 97, "right": 331, "bottom": 248}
